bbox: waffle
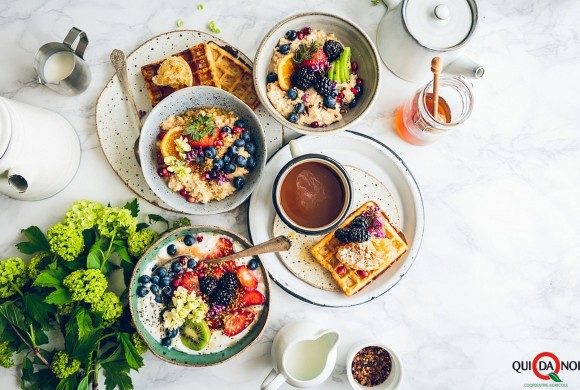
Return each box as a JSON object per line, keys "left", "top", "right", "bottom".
{"left": 309, "top": 201, "right": 408, "bottom": 296}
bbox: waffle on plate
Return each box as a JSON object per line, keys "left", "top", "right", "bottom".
{"left": 309, "top": 201, "right": 408, "bottom": 296}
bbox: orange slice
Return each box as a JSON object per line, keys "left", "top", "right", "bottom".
{"left": 277, "top": 53, "right": 295, "bottom": 91}
{"left": 159, "top": 127, "right": 185, "bottom": 159}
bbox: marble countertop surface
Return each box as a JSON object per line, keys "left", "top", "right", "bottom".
{"left": 1, "top": 0, "right": 580, "bottom": 389}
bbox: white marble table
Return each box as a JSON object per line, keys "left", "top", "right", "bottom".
{"left": 1, "top": 0, "right": 580, "bottom": 389}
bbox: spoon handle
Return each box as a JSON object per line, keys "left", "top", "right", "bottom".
{"left": 204, "top": 236, "right": 291, "bottom": 264}
{"left": 110, "top": 49, "right": 142, "bottom": 130}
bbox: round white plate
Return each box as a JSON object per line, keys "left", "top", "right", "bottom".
{"left": 247, "top": 131, "right": 424, "bottom": 307}
{"left": 96, "top": 30, "right": 283, "bottom": 211}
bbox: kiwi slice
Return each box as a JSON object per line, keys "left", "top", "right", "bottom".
{"left": 180, "top": 319, "right": 211, "bottom": 351}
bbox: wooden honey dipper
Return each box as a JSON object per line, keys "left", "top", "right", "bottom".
{"left": 431, "top": 57, "right": 442, "bottom": 121}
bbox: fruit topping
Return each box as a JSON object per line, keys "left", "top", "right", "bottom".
{"left": 323, "top": 96, "right": 337, "bottom": 109}
{"left": 222, "top": 309, "right": 256, "bottom": 337}
{"left": 313, "top": 76, "right": 335, "bottom": 97}
{"left": 209, "top": 288, "right": 234, "bottom": 306}
{"left": 285, "top": 29, "right": 297, "bottom": 41}
{"left": 323, "top": 40, "right": 344, "bottom": 62}
{"left": 246, "top": 156, "right": 257, "bottom": 170}
{"left": 206, "top": 237, "right": 234, "bottom": 259}
{"left": 244, "top": 142, "right": 256, "bottom": 155}
{"left": 239, "top": 290, "right": 266, "bottom": 307}
{"left": 180, "top": 319, "right": 211, "bottom": 351}
{"left": 350, "top": 228, "right": 371, "bottom": 243}
{"left": 278, "top": 44, "right": 291, "bottom": 54}
{"left": 294, "top": 102, "right": 305, "bottom": 114}
{"left": 199, "top": 276, "right": 218, "bottom": 295}
{"left": 266, "top": 72, "right": 278, "bottom": 83}
{"left": 350, "top": 216, "right": 370, "bottom": 229}
{"left": 275, "top": 54, "right": 294, "bottom": 93}
{"left": 189, "top": 133, "right": 218, "bottom": 148}
{"left": 287, "top": 112, "right": 299, "bottom": 123}
{"left": 247, "top": 259, "right": 259, "bottom": 270}
{"left": 217, "top": 272, "right": 240, "bottom": 291}
{"left": 336, "top": 265, "right": 347, "bottom": 276}
{"left": 236, "top": 265, "right": 258, "bottom": 291}
{"left": 286, "top": 87, "right": 299, "bottom": 100}
{"left": 179, "top": 271, "right": 200, "bottom": 293}
{"left": 328, "top": 46, "right": 351, "bottom": 84}
{"left": 136, "top": 285, "right": 148, "bottom": 297}
{"left": 233, "top": 177, "right": 246, "bottom": 189}
{"left": 335, "top": 228, "right": 351, "bottom": 243}
{"left": 291, "top": 67, "right": 316, "bottom": 91}
{"left": 294, "top": 42, "right": 329, "bottom": 72}
{"left": 166, "top": 244, "right": 177, "bottom": 256}
{"left": 234, "top": 119, "right": 247, "bottom": 128}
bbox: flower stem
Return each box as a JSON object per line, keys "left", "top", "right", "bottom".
{"left": 100, "top": 230, "right": 117, "bottom": 272}
{"left": 8, "top": 280, "right": 23, "bottom": 297}
{"left": 9, "top": 324, "right": 50, "bottom": 368}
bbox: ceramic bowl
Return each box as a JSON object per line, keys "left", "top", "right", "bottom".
{"left": 253, "top": 12, "right": 381, "bottom": 135}
{"left": 346, "top": 340, "right": 403, "bottom": 390}
{"left": 128, "top": 226, "right": 270, "bottom": 366}
{"left": 138, "top": 86, "right": 266, "bottom": 214}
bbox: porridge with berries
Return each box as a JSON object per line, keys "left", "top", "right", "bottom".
{"left": 265, "top": 26, "right": 363, "bottom": 128}
{"left": 156, "top": 107, "right": 259, "bottom": 204}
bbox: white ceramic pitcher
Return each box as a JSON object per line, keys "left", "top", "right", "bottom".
{"left": 261, "top": 320, "right": 340, "bottom": 390}
{"left": 0, "top": 97, "right": 80, "bottom": 200}
{"left": 376, "top": 0, "right": 484, "bottom": 83}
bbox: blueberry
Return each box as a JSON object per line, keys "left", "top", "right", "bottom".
{"left": 161, "top": 337, "right": 172, "bottom": 347}
{"left": 196, "top": 155, "right": 205, "bottom": 164}
{"left": 294, "top": 102, "right": 305, "bottom": 114}
{"left": 233, "top": 177, "right": 246, "bottom": 189}
{"left": 204, "top": 146, "right": 217, "bottom": 159}
{"left": 171, "top": 261, "right": 183, "bottom": 273}
{"left": 241, "top": 131, "right": 251, "bottom": 142}
{"left": 184, "top": 235, "right": 195, "bottom": 246}
{"left": 246, "top": 156, "right": 257, "bottom": 170}
{"left": 187, "top": 258, "right": 198, "bottom": 269}
{"left": 166, "top": 244, "right": 177, "bottom": 256}
{"left": 286, "top": 88, "right": 298, "bottom": 100}
{"left": 323, "top": 96, "right": 337, "bottom": 109}
{"left": 221, "top": 125, "right": 232, "bottom": 134}
{"left": 349, "top": 98, "right": 358, "bottom": 108}
{"left": 287, "top": 113, "right": 299, "bottom": 123}
{"left": 136, "top": 285, "right": 148, "bottom": 297}
{"left": 225, "top": 163, "right": 237, "bottom": 174}
{"left": 155, "top": 295, "right": 163, "bottom": 304}
{"left": 244, "top": 142, "right": 256, "bottom": 155}
{"left": 248, "top": 259, "right": 259, "bottom": 270}
{"left": 162, "top": 286, "right": 172, "bottom": 296}
{"left": 234, "top": 138, "right": 245, "bottom": 148}
{"left": 157, "top": 267, "right": 168, "bottom": 277}
{"left": 286, "top": 29, "right": 297, "bottom": 41}
{"left": 160, "top": 276, "right": 171, "bottom": 287}
{"left": 234, "top": 119, "right": 247, "bottom": 128}
{"left": 168, "top": 271, "right": 175, "bottom": 279}
{"left": 223, "top": 154, "right": 231, "bottom": 164}
{"left": 150, "top": 284, "right": 160, "bottom": 295}
{"left": 266, "top": 72, "right": 278, "bottom": 83}
{"left": 213, "top": 158, "right": 225, "bottom": 170}
{"left": 138, "top": 275, "right": 151, "bottom": 284}
{"left": 166, "top": 328, "right": 179, "bottom": 338}
{"left": 151, "top": 275, "right": 160, "bottom": 285}
{"left": 235, "top": 155, "right": 247, "bottom": 168}
{"left": 227, "top": 146, "right": 238, "bottom": 156}
{"left": 330, "top": 89, "right": 338, "bottom": 98}
{"left": 354, "top": 85, "right": 363, "bottom": 95}
{"left": 278, "top": 44, "right": 291, "bottom": 54}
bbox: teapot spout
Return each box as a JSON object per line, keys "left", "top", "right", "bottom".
{"left": 445, "top": 56, "right": 484, "bottom": 79}
{"left": 5, "top": 165, "right": 36, "bottom": 193}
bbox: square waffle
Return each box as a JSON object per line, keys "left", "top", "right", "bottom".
{"left": 309, "top": 201, "right": 408, "bottom": 296}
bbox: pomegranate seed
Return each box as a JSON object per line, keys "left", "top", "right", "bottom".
{"left": 356, "top": 270, "right": 368, "bottom": 278}
{"left": 301, "top": 27, "right": 311, "bottom": 35}
{"left": 297, "top": 31, "right": 304, "bottom": 40}
{"left": 338, "top": 92, "right": 345, "bottom": 99}
{"left": 156, "top": 154, "right": 165, "bottom": 165}
{"left": 157, "top": 167, "right": 169, "bottom": 177}
{"left": 350, "top": 87, "right": 358, "bottom": 94}
{"left": 232, "top": 126, "right": 243, "bottom": 134}
{"left": 336, "top": 265, "right": 346, "bottom": 276}
{"left": 186, "top": 195, "right": 196, "bottom": 203}
{"left": 179, "top": 189, "right": 188, "bottom": 197}
{"left": 214, "top": 139, "right": 224, "bottom": 146}
{"left": 172, "top": 279, "right": 180, "bottom": 287}
{"left": 157, "top": 131, "right": 167, "bottom": 141}
{"left": 196, "top": 235, "right": 204, "bottom": 242}
{"left": 198, "top": 272, "right": 205, "bottom": 278}
{"left": 356, "top": 78, "right": 363, "bottom": 86}
{"left": 201, "top": 172, "right": 210, "bottom": 180}
{"left": 351, "top": 62, "right": 359, "bottom": 72}
{"left": 180, "top": 256, "right": 189, "bottom": 265}
{"left": 310, "top": 121, "right": 319, "bottom": 128}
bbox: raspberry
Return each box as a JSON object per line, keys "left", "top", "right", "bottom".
{"left": 323, "top": 40, "right": 344, "bottom": 62}
{"left": 291, "top": 68, "right": 316, "bottom": 91}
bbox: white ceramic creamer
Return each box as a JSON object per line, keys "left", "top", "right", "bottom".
{"left": 0, "top": 97, "right": 80, "bottom": 200}
{"left": 376, "top": 0, "right": 484, "bottom": 83}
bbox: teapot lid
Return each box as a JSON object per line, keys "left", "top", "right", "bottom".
{"left": 404, "top": 0, "right": 477, "bottom": 50}
{"left": 0, "top": 98, "right": 11, "bottom": 158}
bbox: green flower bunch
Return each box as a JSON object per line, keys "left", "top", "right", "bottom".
{"left": 98, "top": 207, "right": 137, "bottom": 239}
{"left": 51, "top": 351, "right": 81, "bottom": 379}
{"left": 90, "top": 291, "right": 123, "bottom": 326}
{"left": 0, "top": 341, "right": 15, "bottom": 368}
{"left": 131, "top": 332, "right": 148, "bottom": 355}
{"left": 47, "top": 223, "right": 84, "bottom": 262}
{"left": 27, "top": 252, "right": 50, "bottom": 280}
{"left": 63, "top": 269, "right": 107, "bottom": 304}
{"left": 0, "top": 257, "right": 29, "bottom": 298}
{"left": 63, "top": 200, "right": 104, "bottom": 231}
{"left": 128, "top": 229, "right": 159, "bottom": 257}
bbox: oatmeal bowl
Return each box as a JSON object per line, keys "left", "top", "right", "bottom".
{"left": 139, "top": 86, "right": 266, "bottom": 214}
{"left": 254, "top": 13, "right": 381, "bottom": 135}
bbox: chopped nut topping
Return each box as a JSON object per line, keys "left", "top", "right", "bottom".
{"left": 351, "top": 346, "right": 391, "bottom": 387}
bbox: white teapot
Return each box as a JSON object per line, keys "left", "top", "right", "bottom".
{"left": 0, "top": 97, "right": 80, "bottom": 200}
{"left": 376, "top": 0, "right": 484, "bottom": 83}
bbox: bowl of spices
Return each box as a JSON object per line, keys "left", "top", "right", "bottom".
{"left": 346, "top": 341, "right": 403, "bottom": 389}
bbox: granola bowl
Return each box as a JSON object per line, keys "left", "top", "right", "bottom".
{"left": 253, "top": 13, "right": 381, "bottom": 135}
{"left": 346, "top": 340, "right": 403, "bottom": 390}
{"left": 139, "top": 86, "right": 266, "bottom": 214}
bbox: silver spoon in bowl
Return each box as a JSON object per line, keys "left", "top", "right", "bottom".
{"left": 110, "top": 49, "right": 143, "bottom": 165}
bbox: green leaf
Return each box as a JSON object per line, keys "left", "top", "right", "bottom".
{"left": 32, "top": 323, "right": 49, "bottom": 346}
{"left": 148, "top": 214, "right": 169, "bottom": 227}
{"left": 98, "top": 344, "right": 124, "bottom": 365}
{"left": 21, "top": 356, "right": 34, "bottom": 386}
{"left": 0, "top": 301, "right": 28, "bottom": 331}
{"left": 113, "top": 240, "right": 132, "bottom": 264}
{"left": 118, "top": 332, "right": 143, "bottom": 370}
{"left": 77, "top": 375, "right": 89, "bottom": 390}
{"left": 549, "top": 372, "right": 563, "bottom": 382}
{"left": 183, "top": 113, "right": 216, "bottom": 140}
{"left": 87, "top": 239, "right": 104, "bottom": 269}
{"left": 102, "top": 361, "right": 133, "bottom": 390}
{"left": 57, "top": 376, "right": 78, "bottom": 390}
{"left": 135, "top": 222, "right": 149, "bottom": 232}
{"left": 16, "top": 226, "right": 50, "bottom": 254}
{"left": 75, "top": 308, "right": 93, "bottom": 340}
{"left": 16, "top": 242, "right": 41, "bottom": 255}
{"left": 33, "top": 268, "right": 66, "bottom": 288}
{"left": 123, "top": 199, "right": 139, "bottom": 217}
{"left": 22, "top": 294, "right": 55, "bottom": 329}
{"left": 64, "top": 316, "right": 103, "bottom": 361}
{"left": 45, "top": 287, "right": 73, "bottom": 305}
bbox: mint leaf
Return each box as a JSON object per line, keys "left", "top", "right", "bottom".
{"left": 16, "top": 226, "right": 50, "bottom": 254}
{"left": 87, "top": 239, "right": 104, "bottom": 269}
{"left": 123, "top": 199, "right": 139, "bottom": 217}
{"left": 22, "top": 294, "right": 54, "bottom": 330}
{"left": 33, "top": 268, "right": 66, "bottom": 288}
{"left": 549, "top": 372, "right": 563, "bottom": 382}
{"left": 183, "top": 113, "right": 215, "bottom": 140}
{"left": 75, "top": 308, "right": 93, "bottom": 340}
{"left": 45, "top": 287, "right": 72, "bottom": 305}
{"left": 118, "top": 332, "right": 143, "bottom": 370}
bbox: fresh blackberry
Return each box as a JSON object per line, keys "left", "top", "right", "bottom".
{"left": 349, "top": 216, "right": 369, "bottom": 230}
{"left": 209, "top": 288, "right": 234, "bottom": 306}
{"left": 312, "top": 76, "right": 334, "bottom": 97}
{"left": 323, "top": 40, "right": 343, "bottom": 62}
{"left": 349, "top": 228, "right": 371, "bottom": 243}
{"left": 291, "top": 68, "right": 316, "bottom": 91}
{"left": 217, "top": 272, "right": 240, "bottom": 291}
{"left": 199, "top": 276, "right": 218, "bottom": 296}
{"left": 335, "top": 228, "right": 352, "bottom": 243}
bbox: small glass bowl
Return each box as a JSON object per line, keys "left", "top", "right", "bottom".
{"left": 345, "top": 340, "right": 403, "bottom": 390}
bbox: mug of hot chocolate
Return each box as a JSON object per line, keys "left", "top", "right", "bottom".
{"left": 272, "top": 140, "right": 352, "bottom": 235}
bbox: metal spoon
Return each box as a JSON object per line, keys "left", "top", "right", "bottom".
{"left": 110, "top": 49, "right": 143, "bottom": 165}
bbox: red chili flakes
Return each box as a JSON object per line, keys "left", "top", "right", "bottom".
{"left": 351, "top": 346, "right": 392, "bottom": 387}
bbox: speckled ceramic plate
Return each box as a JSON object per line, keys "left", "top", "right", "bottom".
{"left": 129, "top": 226, "right": 270, "bottom": 366}
{"left": 96, "top": 30, "right": 283, "bottom": 211}
{"left": 248, "top": 131, "right": 424, "bottom": 307}
{"left": 272, "top": 165, "right": 400, "bottom": 291}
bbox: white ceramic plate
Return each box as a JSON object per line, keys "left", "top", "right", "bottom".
{"left": 96, "top": 30, "right": 284, "bottom": 211}
{"left": 247, "top": 131, "right": 424, "bottom": 307}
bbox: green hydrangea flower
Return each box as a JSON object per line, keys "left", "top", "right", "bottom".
{"left": 51, "top": 351, "right": 80, "bottom": 379}
{"left": 127, "top": 229, "right": 158, "bottom": 257}
{"left": 0, "top": 341, "right": 15, "bottom": 368}
{"left": 56, "top": 303, "right": 74, "bottom": 316}
{"left": 172, "top": 217, "right": 191, "bottom": 229}
{"left": 63, "top": 269, "right": 107, "bottom": 304}
{"left": 47, "top": 223, "right": 85, "bottom": 262}
{"left": 90, "top": 291, "right": 122, "bottom": 326}
{"left": 28, "top": 252, "right": 50, "bottom": 280}
{"left": 64, "top": 200, "right": 104, "bottom": 231}
{"left": 0, "top": 257, "right": 29, "bottom": 298}
{"left": 131, "top": 332, "right": 148, "bottom": 355}
{"left": 97, "top": 207, "right": 137, "bottom": 239}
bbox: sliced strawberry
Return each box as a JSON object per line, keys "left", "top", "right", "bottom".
{"left": 205, "top": 237, "right": 234, "bottom": 259}
{"left": 222, "top": 309, "right": 255, "bottom": 337}
{"left": 179, "top": 271, "right": 199, "bottom": 293}
{"left": 239, "top": 290, "right": 265, "bottom": 307}
{"left": 212, "top": 267, "right": 225, "bottom": 280}
{"left": 206, "top": 316, "right": 223, "bottom": 330}
{"left": 189, "top": 132, "right": 217, "bottom": 148}
{"left": 298, "top": 47, "right": 328, "bottom": 72}
{"left": 222, "top": 260, "right": 237, "bottom": 274}
{"left": 236, "top": 265, "right": 258, "bottom": 291}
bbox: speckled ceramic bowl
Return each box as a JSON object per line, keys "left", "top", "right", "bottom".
{"left": 253, "top": 13, "right": 381, "bottom": 135}
{"left": 139, "top": 86, "right": 266, "bottom": 214}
